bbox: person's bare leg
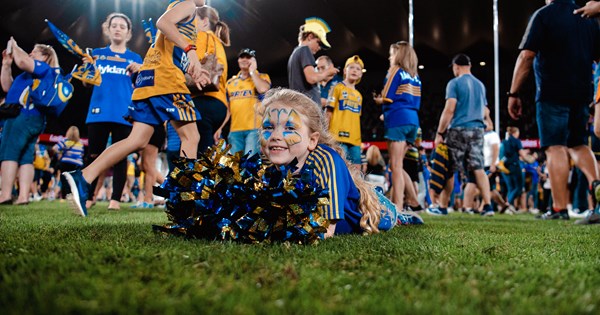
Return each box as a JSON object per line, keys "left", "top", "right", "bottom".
{"left": 0, "top": 161, "right": 18, "bottom": 202}
{"left": 546, "top": 145, "right": 571, "bottom": 209}
{"left": 16, "top": 164, "right": 34, "bottom": 204}
{"left": 388, "top": 141, "right": 407, "bottom": 210}
{"left": 172, "top": 121, "right": 200, "bottom": 159}
{"left": 81, "top": 122, "right": 153, "bottom": 184}
{"left": 141, "top": 144, "right": 159, "bottom": 204}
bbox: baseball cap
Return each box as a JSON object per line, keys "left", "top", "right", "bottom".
{"left": 344, "top": 55, "right": 365, "bottom": 84}
{"left": 451, "top": 53, "right": 471, "bottom": 66}
{"left": 238, "top": 48, "right": 256, "bottom": 58}
{"left": 303, "top": 17, "right": 332, "bottom": 49}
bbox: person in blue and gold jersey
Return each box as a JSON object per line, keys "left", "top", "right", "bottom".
{"left": 64, "top": 0, "right": 210, "bottom": 217}
{"left": 84, "top": 12, "right": 143, "bottom": 210}
{"left": 374, "top": 41, "right": 421, "bottom": 212}
{"left": 224, "top": 48, "right": 271, "bottom": 156}
{"left": 326, "top": 55, "right": 364, "bottom": 167}
{"left": 191, "top": 5, "right": 231, "bottom": 154}
{"left": 0, "top": 40, "right": 61, "bottom": 205}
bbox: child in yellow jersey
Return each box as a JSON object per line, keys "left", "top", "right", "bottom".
{"left": 325, "top": 55, "right": 364, "bottom": 166}
{"left": 64, "top": 0, "right": 210, "bottom": 217}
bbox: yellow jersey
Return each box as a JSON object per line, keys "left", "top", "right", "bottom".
{"left": 326, "top": 82, "right": 363, "bottom": 147}
{"left": 193, "top": 31, "right": 228, "bottom": 104}
{"left": 226, "top": 71, "right": 271, "bottom": 132}
{"left": 132, "top": 0, "right": 197, "bottom": 100}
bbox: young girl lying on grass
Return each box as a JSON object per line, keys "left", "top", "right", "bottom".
{"left": 258, "top": 88, "right": 423, "bottom": 238}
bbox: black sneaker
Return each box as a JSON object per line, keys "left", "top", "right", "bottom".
{"left": 536, "top": 209, "right": 569, "bottom": 220}
{"left": 575, "top": 208, "right": 600, "bottom": 225}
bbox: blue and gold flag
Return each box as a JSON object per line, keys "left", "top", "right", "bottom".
{"left": 45, "top": 19, "right": 101, "bottom": 86}
{"left": 142, "top": 18, "right": 157, "bottom": 45}
{"left": 429, "top": 143, "right": 450, "bottom": 195}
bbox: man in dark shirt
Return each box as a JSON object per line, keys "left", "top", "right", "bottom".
{"left": 508, "top": 0, "right": 600, "bottom": 224}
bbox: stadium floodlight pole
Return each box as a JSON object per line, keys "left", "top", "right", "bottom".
{"left": 408, "top": 0, "right": 414, "bottom": 46}
{"left": 493, "top": 0, "right": 500, "bottom": 133}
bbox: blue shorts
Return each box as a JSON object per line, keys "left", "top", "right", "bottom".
{"left": 127, "top": 94, "right": 200, "bottom": 126}
{"left": 384, "top": 125, "right": 418, "bottom": 144}
{"left": 339, "top": 143, "right": 362, "bottom": 165}
{"left": 0, "top": 112, "right": 45, "bottom": 165}
{"left": 536, "top": 101, "right": 588, "bottom": 148}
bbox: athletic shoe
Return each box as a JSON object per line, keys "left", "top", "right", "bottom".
{"left": 568, "top": 208, "right": 590, "bottom": 219}
{"left": 481, "top": 204, "right": 495, "bottom": 216}
{"left": 536, "top": 209, "right": 569, "bottom": 220}
{"left": 591, "top": 180, "right": 600, "bottom": 204}
{"left": 426, "top": 205, "right": 448, "bottom": 216}
{"left": 63, "top": 170, "right": 89, "bottom": 217}
{"left": 405, "top": 204, "right": 424, "bottom": 212}
{"left": 397, "top": 211, "right": 425, "bottom": 225}
{"left": 130, "top": 202, "right": 154, "bottom": 209}
{"left": 574, "top": 208, "right": 600, "bottom": 225}
{"left": 464, "top": 208, "right": 479, "bottom": 215}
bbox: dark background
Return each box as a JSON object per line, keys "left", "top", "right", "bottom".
{"left": 0, "top": 0, "right": 564, "bottom": 141}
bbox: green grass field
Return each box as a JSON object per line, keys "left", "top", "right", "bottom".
{"left": 1, "top": 201, "right": 599, "bottom": 314}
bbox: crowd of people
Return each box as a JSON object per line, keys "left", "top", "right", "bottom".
{"left": 1, "top": 0, "right": 600, "bottom": 240}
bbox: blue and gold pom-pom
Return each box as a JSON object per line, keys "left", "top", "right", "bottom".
{"left": 152, "top": 140, "right": 329, "bottom": 244}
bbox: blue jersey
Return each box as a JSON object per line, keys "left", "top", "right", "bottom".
{"left": 381, "top": 67, "right": 421, "bottom": 129}
{"left": 87, "top": 46, "right": 143, "bottom": 125}
{"left": 303, "top": 144, "right": 362, "bottom": 234}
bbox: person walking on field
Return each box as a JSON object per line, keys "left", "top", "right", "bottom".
{"left": 429, "top": 53, "right": 494, "bottom": 217}
{"left": 508, "top": 0, "right": 600, "bottom": 224}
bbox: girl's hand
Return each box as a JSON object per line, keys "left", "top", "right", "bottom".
{"left": 372, "top": 92, "right": 383, "bottom": 105}
{"left": 213, "top": 128, "right": 222, "bottom": 143}
{"left": 126, "top": 62, "right": 142, "bottom": 74}
{"left": 186, "top": 50, "right": 210, "bottom": 90}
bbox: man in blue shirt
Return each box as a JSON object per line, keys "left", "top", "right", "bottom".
{"left": 428, "top": 53, "right": 494, "bottom": 216}
{"left": 508, "top": 0, "right": 600, "bottom": 224}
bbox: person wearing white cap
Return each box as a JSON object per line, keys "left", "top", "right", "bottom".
{"left": 287, "top": 17, "right": 339, "bottom": 106}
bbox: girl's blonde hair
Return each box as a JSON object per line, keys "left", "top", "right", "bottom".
{"left": 366, "top": 145, "right": 385, "bottom": 168}
{"left": 260, "top": 88, "right": 382, "bottom": 234}
{"left": 65, "top": 126, "right": 80, "bottom": 142}
{"left": 197, "top": 6, "right": 231, "bottom": 47}
{"left": 34, "top": 44, "right": 59, "bottom": 68}
{"left": 390, "top": 41, "right": 418, "bottom": 77}
{"left": 102, "top": 13, "right": 133, "bottom": 43}
{"left": 507, "top": 126, "right": 519, "bottom": 135}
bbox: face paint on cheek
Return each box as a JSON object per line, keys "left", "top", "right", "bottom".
{"left": 283, "top": 131, "right": 302, "bottom": 146}
{"left": 283, "top": 110, "right": 304, "bottom": 146}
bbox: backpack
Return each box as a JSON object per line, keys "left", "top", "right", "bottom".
{"left": 29, "top": 70, "right": 74, "bottom": 117}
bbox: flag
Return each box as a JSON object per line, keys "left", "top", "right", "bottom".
{"left": 429, "top": 143, "right": 450, "bottom": 195}
{"left": 45, "top": 19, "right": 101, "bottom": 86}
{"left": 142, "top": 18, "right": 157, "bottom": 45}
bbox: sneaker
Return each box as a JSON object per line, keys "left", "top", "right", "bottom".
{"left": 405, "top": 204, "right": 424, "bottom": 212}
{"left": 575, "top": 208, "right": 600, "bottom": 225}
{"left": 397, "top": 211, "right": 425, "bottom": 225}
{"left": 536, "top": 209, "right": 569, "bottom": 220}
{"left": 481, "top": 204, "right": 495, "bottom": 216}
{"left": 464, "top": 208, "right": 478, "bottom": 215}
{"left": 426, "top": 205, "right": 448, "bottom": 216}
{"left": 504, "top": 205, "right": 517, "bottom": 215}
{"left": 568, "top": 208, "right": 590, "bottom": 219}
{"left": 63, "top": 170, "right": 89, "bottom": 217}
{"left": 529, "top": 208, "right": 540, "bottom": 215}
{"left": 130, "top": 202, "right": 154, "bottom": 209}
{"left": 591, "top": 180, "right": 600, "bottom": 204}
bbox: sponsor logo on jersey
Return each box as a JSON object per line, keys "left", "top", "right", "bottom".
{"left": 98, "top": 64, "right": 128, "bottom": 75}
{"left": 135, "top": 70, "right": 155, "bottom": 88}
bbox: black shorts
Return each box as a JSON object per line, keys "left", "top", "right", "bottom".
{"left": 149, "top": 124, "right": 166, "bottom": 149}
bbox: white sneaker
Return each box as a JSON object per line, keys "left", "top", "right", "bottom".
{"left": 529, "top": 208, "right": 540, "bottom": 215}
{"left": 569, "top": 208, "right": 590, "bottom": 219}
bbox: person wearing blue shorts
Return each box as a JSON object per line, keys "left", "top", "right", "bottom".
{"left": 64, "top": 0, "right": 210, "bottom": 217}
{"left": 508, "top": 0, "right": 600, "bottom": 224}
{"left": 374, "top": 41, "right": 421, "bottom": 212}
